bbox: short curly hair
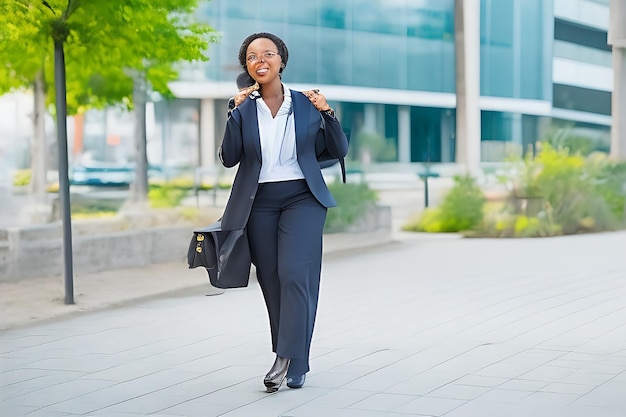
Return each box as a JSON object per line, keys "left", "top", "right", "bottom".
{"left": 238, "top": 32, "right": 289, "bottom": 74}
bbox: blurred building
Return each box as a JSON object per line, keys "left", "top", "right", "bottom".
{"left": 0, "top": 0, "right": 613, "bottom": 178}
{"left": 166, "top": 0, "right": 611, "bottom": 172}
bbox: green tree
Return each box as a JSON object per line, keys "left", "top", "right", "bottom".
{"left": 1, "top": 0, "right": 216, "bottom": 304}
{"left": 0, "top": 0, "right": 217, "bottom": 204}
{"left": 1, "top": 0, "right": 215, "bottom": 110}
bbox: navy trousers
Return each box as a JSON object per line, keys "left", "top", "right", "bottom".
{"left": 247, "top": 179, "right": 327, "bottom": 377}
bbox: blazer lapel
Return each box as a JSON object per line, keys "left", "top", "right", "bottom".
{"left": 239, "top": 99, "right": 262, "bottom": 162}
{"left": 292, "top": 90, "right": 315, "bottom": 155}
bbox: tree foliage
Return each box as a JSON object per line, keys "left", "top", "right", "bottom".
{"left": 0, "top": 0, "right": 217, "bottom": 114}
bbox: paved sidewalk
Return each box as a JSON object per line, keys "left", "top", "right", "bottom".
{"left": 2, "top": 230, "right": 625, "bottom": 416}
{"left": 0, "top": 229, "right": 392, "bottom": 331}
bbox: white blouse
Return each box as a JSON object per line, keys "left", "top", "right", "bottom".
{"left": 256, "top": 85, "right": 305, "bottom": 183}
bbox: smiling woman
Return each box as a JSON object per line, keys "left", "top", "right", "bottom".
{"left": 216, "top": 32, "right": 349, "bottom": 393}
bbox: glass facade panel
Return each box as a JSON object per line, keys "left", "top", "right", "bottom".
{"left": 410, "top": 107, "right": 444, "bottom": 163}
{"left": 554, "top": 18, "right": 611, "bottom": 51}
{"left": 480, "top": 0, "right": 549, "bottom": 99}
{"left": 197, "top": 0, "right": 454, "bottom": 92}
{"left": 553, "top": 84, "right": 611, "bottom": 115}
{"left": 553, "top": 40, "right": 612, "bottom": 67}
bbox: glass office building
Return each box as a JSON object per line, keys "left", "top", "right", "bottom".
{"left": 2, "top": 0, "right": 610, "bottom": 176}
{"left": 162, "top": 0, "right": 611, "bottom": 172}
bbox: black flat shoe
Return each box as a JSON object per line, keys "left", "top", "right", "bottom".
{"left": 264, "top": 356, "right": 290, "bottom": 393}
{"left": 286, "top": 374, "right": 306, "bottom": 389}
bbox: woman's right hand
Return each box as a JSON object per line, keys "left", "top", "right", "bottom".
{"left": 234, "top": 82, "right": 259, "bottom": 107}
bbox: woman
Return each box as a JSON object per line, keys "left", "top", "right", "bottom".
{"left": 219, "top": 32, "right": 349, "bottom": 392}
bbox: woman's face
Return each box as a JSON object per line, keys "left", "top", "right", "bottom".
{"left": 245, "top": 38, "right": 282, "bottom": 85}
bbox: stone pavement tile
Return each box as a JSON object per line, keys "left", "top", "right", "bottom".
{"left": 480, "top": 288, "right": 625, "bottom": 343}
{"left": 77, "top": 361, "right": 176, "bottom": 383}
{"left": 326, "top": 350, "right": 423, "bottom": 392}
{"left": 347, "top": 392, "right": 417, "bottom": 412}
{"left": 324, "top": 362, "right": 379, "bottom": 378}
{"left": 342, "top": 348, "right": 416, "bottom": 369}
{"left": 497, "top": 378, "right": 548, "bottom": 391}
{"left": 283, "top": 407, "right": 422, "bottom": 417}
{"left": 426, "top": 383, "right": 490, "bottom": 401}
{"left": 452, "top": 374, "right": 509, "bottom": 388}
{"left": 580, "top": 329, "right": 626, "bottom": 355}
{"left": 5, "top": 378, "right": 116, "bottom": 409}
{"left": 460, "top": 342, "right": 533, "bottom": 365}
{"left": 539, "top": 336, "right": 595, "bottom": 351}
{"left": 540, "top": 381, "right": 595, "bottom": 395}
{"left": 517, "top": 391, "right": 581, "bottom": 407}
{"left": 475, "top": 388, "right": 532, "bottom": 403}
{"left": 0, "top": 367, "right": 59, "bottom": 388}
{"left": 170, "top": 385, "right": 330, "bottom": 417}
{"left": 86, "top": 413, "right": 164, "bottom": 417}
{"left": 377, "top": 344, "right": 484, "bottom": 383}
{"left": 518, "top": 364, "right": 579, "bottom": 382}
{"left": 292, "top": 388, "right": 374, "bottom": 409}
{"left": 437, "top": 398, "right": 509, "bottom": 417}
{"left": 0, "top": 403, "right": 39, "bottom": 416}
{"left": 393, "top": 395, "right": 466, "bottom": 416}
{"left": 450, "top": 401, "right": 620, "bottom": 417}
{"left": 561, "top": 370, "right": 621, "bottom": 386}
{"left": 303, "top": 371, "right": 364, "bottom": 388}
{"left": 538, "top": 314, "right": 626, "bottom": 352}
{"left": 10, "top": 355, "right": 117, "bottom": 374}
{"left": 384, "top": 369, "right": 462, "bottom": 396}
{"left": 423, "top": 351, "right": 512, "bottom": 378}
{"left": 559, "top": 351, "right": 616, "bottom": 363}
{"left": 95, "top": 375, "right": 267, "bottom": 416}
{"left": 82, "top": 393, "right": 197, "bottom": 416}
{"left": 548, "top": 358, "right": 594, "bottom": 371}
{"left": 20, "top": 411, "right": 86, "bottom": 417}
{"left": 473, "top": 361, "right": 534, "bottom": 379}
{"left": 574, "top": 380, "right": 626, "bottom": 409}
{"left": 31, "top": 368, "right": 219, "bottom": 415}
{"left": 339, "top": 368, "right": 416, "bottom": 394}
{"left": 579, "top": 361, "right": 626, "bottom": 376}
{"left": 505, "top": 347, "right": 568, "bottom": 367}
{"left": 0, "top": 370, "right": 86, "bottom": 402}
{"left": 553, "top": 406, "right": 626, "bottom": 417}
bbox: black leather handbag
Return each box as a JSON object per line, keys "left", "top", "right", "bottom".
{"left": 187, "top": 220, "right": 251, "bottom": 289}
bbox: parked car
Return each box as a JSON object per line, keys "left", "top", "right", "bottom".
{"left": 71, "top": 161, "right": 135, "bottom": 186}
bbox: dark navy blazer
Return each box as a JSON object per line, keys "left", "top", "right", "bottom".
{"left": 219, "top": 89, "right": 349, "bottom": 231}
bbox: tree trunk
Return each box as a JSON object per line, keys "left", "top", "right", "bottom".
{"left": 26, "top": 70, "right": 51, "bottom": 223}
{"left": 130, "top": 72, "right": 149, "bottom": 205}
{"left": 54, "top": 38, "right": 74, "bottom": 305}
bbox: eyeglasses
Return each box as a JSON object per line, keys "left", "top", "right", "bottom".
{"left": 246, "top": 51, "right": 279, "bottom": 64}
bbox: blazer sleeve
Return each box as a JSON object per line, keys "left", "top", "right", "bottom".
{"left": 219, "top": 109, "right": 243, "bottom": 168}
{"left": 316, "top": 111, "right": 349, "bottom": 162}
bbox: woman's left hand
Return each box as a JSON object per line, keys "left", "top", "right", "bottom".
{"left": 304, "top": 89, "right": 332, "bottom": 112}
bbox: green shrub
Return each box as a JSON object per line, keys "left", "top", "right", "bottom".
{"left": 404, "top": 174, "right": 485, "bottom": 233}
{"left": 589, "top": 156, "right": 626, "bottom": 224}
{"left": 148, "top": 182, "right": 189, "bottom": 208}
{"left": 12, "top": 169, "right": 31, "bottom": 186}
{"left": 484, "top": 143, "right": 625, "bottom": 237}
{"left": 533, "top": 145, "right": 621, "bottom": 233}
{"left": 325, "top": 181, "right": 378, "bottom": 233}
